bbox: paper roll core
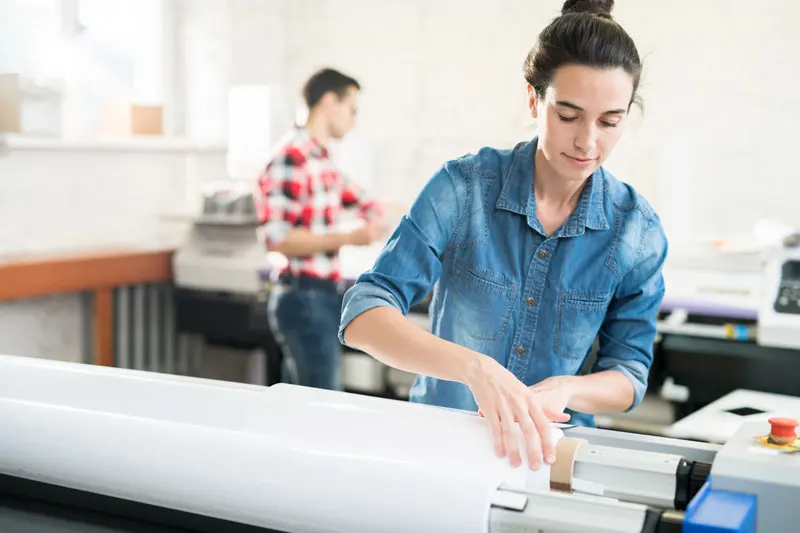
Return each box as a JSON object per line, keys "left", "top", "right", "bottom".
{"left": 549, "top": 437, "right": 589, "bottom": 492}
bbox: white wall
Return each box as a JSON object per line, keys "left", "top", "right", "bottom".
{"left": 269, "top": 0, "right": 800, "bottom": 240}
{"left": 0, "top": 143, "right": 225, "bottom": 257}
{"left": 0, "top": 142, "right": 225, "bottom": 361}
{"left": 0, "top": 0, "right": 62, "bottom": 80}
{"left": 0, "top": 294, "right": 84, "bottom": 363}
{"left": 172, "top": 0, "right": 291, "bottom": 147}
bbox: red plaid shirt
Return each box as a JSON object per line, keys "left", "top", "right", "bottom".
{"left": 255, "top": 127, "right": 382, "bottom": 281}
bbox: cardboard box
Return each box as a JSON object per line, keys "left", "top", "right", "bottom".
{"left": 94, "top": 101, "right": 164, "bottom": 137}
{"left": 131, "top": 105, "right": 163, "bottom": 135}
{"left": 0, "top": 73, "right": 63, "bottom": 136}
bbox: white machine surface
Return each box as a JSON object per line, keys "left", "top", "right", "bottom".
{"left": 668, "top": 389, "right": 800, "bottom": 444}
{"left": 172, "top": 180, "right": 266, "bottom": 295}
{"left": 661, "top": 242, "right": 764, "bottom": 323}
{"left": 0, "top": 354, "right": 798, "bottom": 533}
{"left": 660, "top": 237, "right": 800, "bottom": 349}
{"left": 172, "top": 179, "right": 390, "bottom": 296}
{"left": 757, "top": 240, "right": 800, "bottom": 349}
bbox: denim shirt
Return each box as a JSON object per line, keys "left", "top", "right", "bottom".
{"left": 338, "top": 136, "right": 668, "bottom": 427}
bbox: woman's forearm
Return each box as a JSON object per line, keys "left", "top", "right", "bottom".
{"left": 346, "top": 309, "right": 636, "bottom": 415}
{"left": 561, "top": 370, "right": 635, "bottom": 414}
{"left": 342, "top": 306, "right": 483, "bottom": 385}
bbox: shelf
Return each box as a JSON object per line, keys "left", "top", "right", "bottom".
{"left": 0, "top": 134, "right": 226, "bottom": 154}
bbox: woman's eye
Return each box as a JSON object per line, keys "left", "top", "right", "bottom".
{"left": 601, "top": 121, "right": 620, "bottom": 128}
{"left": 558, "top": 114, "right": 578, "bottom": 123}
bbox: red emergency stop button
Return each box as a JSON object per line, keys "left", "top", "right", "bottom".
{"left": 768, "top": 417, "right": 798, "bottom": 445}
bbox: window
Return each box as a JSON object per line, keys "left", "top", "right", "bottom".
{"left": 72, "top": 0, "right": 164, "bottom": 106}
{"left": 0, "top": 0, "right": 63, "bottom": 80}
{"left": 0, "top": 0, "right": 169, "bottom": 139}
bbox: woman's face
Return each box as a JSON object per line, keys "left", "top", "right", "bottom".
{"left": 529, "top": 64, "right": 634, "bottom": 183}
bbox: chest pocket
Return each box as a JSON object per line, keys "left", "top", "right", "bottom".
{"left": 448, "top": 261, "right": 517, "bottom": 342}
{"left": 554, "top": 291, "right": 611, "bottom": 359}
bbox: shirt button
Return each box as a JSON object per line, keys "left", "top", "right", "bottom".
{"left": 515, "top": 345, "right": 525, "bottom": 355}
{"left": 526, "top": 297, "right": 535, "bottom": 306}
{"left": 539, "top": 250, "right": 548, "bottom": 259}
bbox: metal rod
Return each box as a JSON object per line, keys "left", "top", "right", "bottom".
{"left": 163, "top": 284, "right": 176, "bottom": 374}
{"left": 133, "top": 285, "right": 146, "bottom": 370}
{"left": 116, "top": 287, "right": 130, "bottom": 369}
{"left": 80, "top": 291, "right": 94, "bottom": 365}
{"left": 148, "top": 284, "right": 161, "bottom": 373}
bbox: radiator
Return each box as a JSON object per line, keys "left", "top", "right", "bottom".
{"left": 109, "top": 283, "right": 264, "bottom": 384}
{"left": 112, "top": 283, "right": 198, "bottom": 375}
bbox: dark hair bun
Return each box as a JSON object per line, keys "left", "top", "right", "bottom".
{"left": 561, "top": 0, "right": 614, "bottom": 19}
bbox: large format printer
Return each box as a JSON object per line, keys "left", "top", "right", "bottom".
{"left": 655, "top": 235, "right": 800, "bottom": 414}
{"left": 0, "top": 354, "right": 797, "bottom": 533}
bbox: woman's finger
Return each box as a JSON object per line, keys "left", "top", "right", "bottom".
{"left": 498, "top": 398, "right": 521, "bottom": 467}
{"left": 514, "top": 397, "right": 541, "bottom": 469}
{"left": 482, "top": 405, "right": 505, "bottom": 458}
{"left": 489, "top": 411, "right": 506, "bottom": 458}
{"left": 530, "top": 401, "right": 557, "bottom": 464}
{"left": 544, "top": 407, "right": 571, "bottom": 423}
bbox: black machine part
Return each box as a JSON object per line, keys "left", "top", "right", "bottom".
{"left": 641, "top": 508, "right": 684, "bottom": 533}
{"left": 674, "top": 459, "right": 712, "bottom": 510}
{"left": 0, "top": 473, "right": 283, "bottom": 533}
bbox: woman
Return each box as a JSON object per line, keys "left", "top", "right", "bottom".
{"left": 339, "top": 0, "right": 668, "bottom": 471}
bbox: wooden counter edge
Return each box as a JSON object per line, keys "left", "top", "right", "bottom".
{"left": 0, "top": 248, "right": 176, "bottom": 302}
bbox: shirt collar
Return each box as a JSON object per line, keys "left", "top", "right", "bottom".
{"left": 292, "top": 126, "right": 329, "bottom": 159}
{"left": 496, "top": 136, "right": 610, "bottom": 236}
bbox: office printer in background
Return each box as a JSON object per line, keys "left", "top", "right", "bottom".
{"left": 172, "top": 180, "right": 281, "bottom": 386}
{"left": 170, "top": 179, "right": 418, "bottom": 396}
{"left": 655, "top": 231, "right": 800, "bottom": 417}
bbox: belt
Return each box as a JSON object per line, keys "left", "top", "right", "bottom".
{"left": 274, "top": 272, "right": 347, "bottom": 294}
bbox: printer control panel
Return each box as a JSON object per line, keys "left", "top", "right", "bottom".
{"left": 773, "top": 260, "right": 800, "bottom": 314}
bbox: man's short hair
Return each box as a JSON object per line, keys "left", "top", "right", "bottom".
{"left": 302, "top": 68, "right": 360, "bottom": 109}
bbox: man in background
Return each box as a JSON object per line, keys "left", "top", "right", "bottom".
{"left": 255, "top": 68, "right": 386, "bottom": 391}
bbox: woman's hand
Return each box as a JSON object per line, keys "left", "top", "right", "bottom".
{"left": 527, "top": 375, "right": 574, "bottom": 422}
{"left": 465, "top": 355, "right": 571, "bottom": 470}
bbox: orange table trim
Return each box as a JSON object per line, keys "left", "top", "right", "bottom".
{"left": 0, "top": 248, "right": 174, "bottom": 302}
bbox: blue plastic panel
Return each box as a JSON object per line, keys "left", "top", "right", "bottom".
{"left": 684, "top": 481, "right": 757, "bottom": 533}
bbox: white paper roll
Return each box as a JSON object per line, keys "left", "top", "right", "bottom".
{"left": 0, "top": 355, "right": 562, "bottom": 533}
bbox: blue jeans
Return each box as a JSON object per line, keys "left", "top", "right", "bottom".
{"left": 267, "top": 275, "right": 344, "bottom": 391}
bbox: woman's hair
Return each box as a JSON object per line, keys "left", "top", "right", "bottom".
{"left": 524, "top": 0, "right": 642, "bottom": 107}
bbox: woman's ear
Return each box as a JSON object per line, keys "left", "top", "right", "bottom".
{"left": 527, "top": 84, "right": 538, "bottom": 119}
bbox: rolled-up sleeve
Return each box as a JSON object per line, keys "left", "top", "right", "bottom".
{"left": 593, "top": 217, "right": 668, "bottom": 411}
{"left": 341, "top": 175, "right": 384, "bottom": 222}
{"left": 338, "top": 162, "right": 469, "bottom": 347}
